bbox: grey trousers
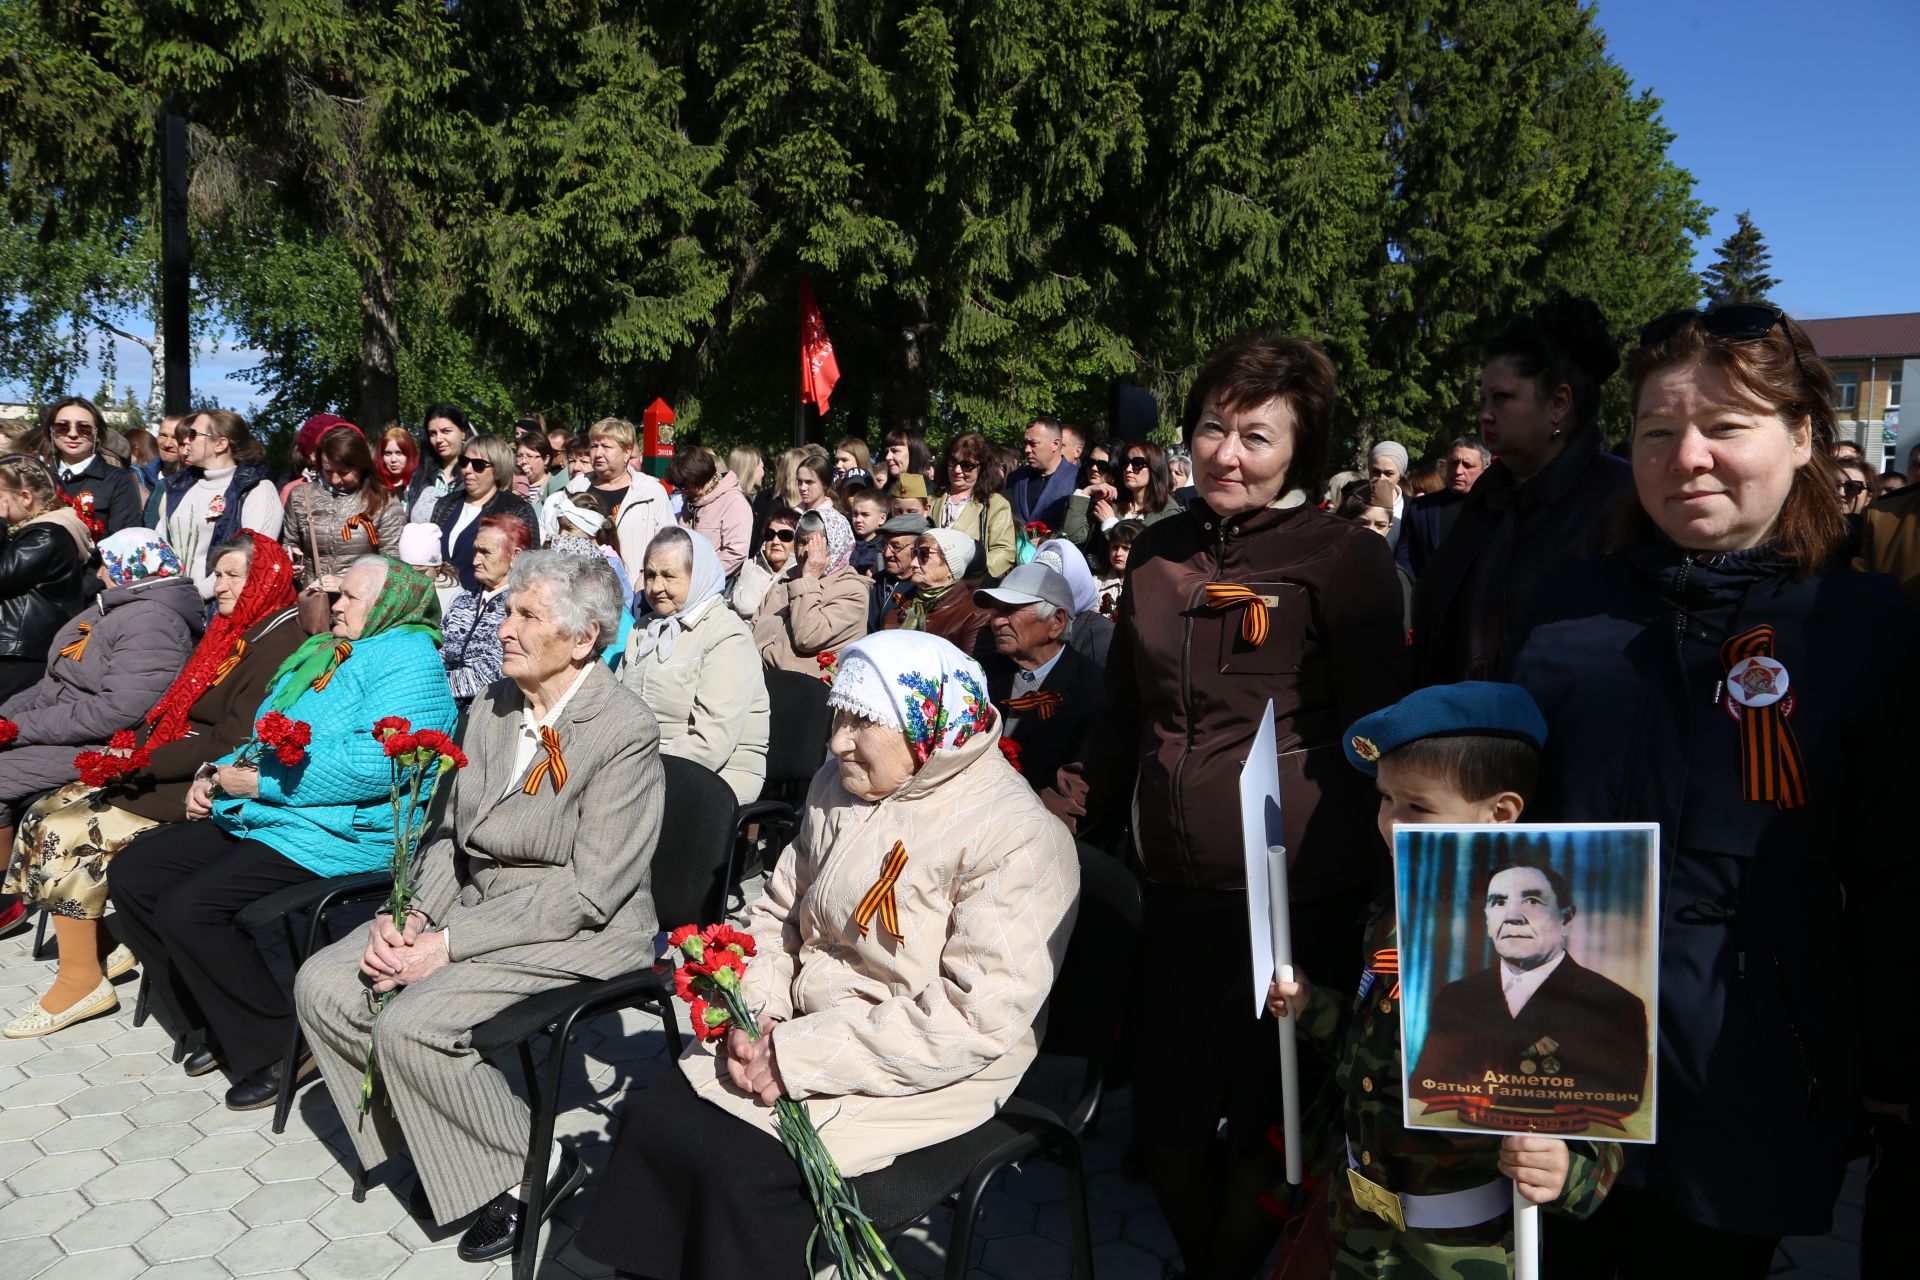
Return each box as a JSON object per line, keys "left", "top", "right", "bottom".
{"left": 293, "top": 931, "right": 582, "bottom": 1224}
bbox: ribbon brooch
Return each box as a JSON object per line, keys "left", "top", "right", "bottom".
{"left": 1201, "top": 583, "right": 1269, "bottom": 648}
{"left": 1720, "top": 624, "right": 1808, "bottom": 810}
{"left": 211, "top": 637, "right": 250, "bottom": 686}
{"left": 523, "top": 726, "right": 568, "bottom": 795}
{"left": 342, "top": 514, "right": 381, "bottom": 549}
{"left": 854, "top": 841, "right": 908, "bottom": 942}
{"left": 1004, "top": 690, "right": 1064, "bottom": 720}
{"left": 310, "top": 641, "right": 353, "bottom": 692}
{"left": 1356, "top": 946, "right": 1400, "bottom": 1004}
{"left": 59, "top": 622, "right": 93, "bottom": 662}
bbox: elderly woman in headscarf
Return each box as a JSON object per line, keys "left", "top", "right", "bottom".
{"left": 3, "top": 532, "right": 304, "bottom": 1039}
{"left": 1032, "top": 536, "right": 1113, "bottom": 669}
{"left": 882, "top": 526, "right": 992, "bottom": 655}
{"left": 108, "top": 556, "right": 456, "bottom": 1112}
{"left": 575, "top": 631, "right": 1080, "bottom": 1279}
{"left": 621, "top": 527, "right": 769, "bottom": 804}
{"left": 751, "top": 506, "right": 868, "bottom": 674}
{"left": 1366, "top": 440, "right": 1410, "bottom": 549}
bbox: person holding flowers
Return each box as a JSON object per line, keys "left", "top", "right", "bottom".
{"left": 576, "top": 630, "right": 1080, "bottom": 1279}
{"left": 107, "top": 555, "right": 455, "bottom": 1112}
{"left": 3, "top": 532, "right": 304, "bottom": 1038}
{"left": 295, "top": 551, "right": 664, "bottom": 1264}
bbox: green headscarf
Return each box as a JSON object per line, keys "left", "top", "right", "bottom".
{"left": 264, "top": 558, "right": 444, "bottom": 713}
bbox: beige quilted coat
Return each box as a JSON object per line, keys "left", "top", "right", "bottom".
{"left": 679, "top": 718, "right": 1080, "bottom": 1175}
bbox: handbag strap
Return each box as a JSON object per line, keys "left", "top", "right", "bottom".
{"left": 302, "top": 482, "right": 323, "bottom": 577}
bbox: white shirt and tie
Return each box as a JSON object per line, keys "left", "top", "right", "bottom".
{"left": 60, "top": 454, "right": 96, "bottom": 484}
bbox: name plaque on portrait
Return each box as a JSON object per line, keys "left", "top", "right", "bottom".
{"left": 1394, "top": 823, "right": 1659, "bottom": 1144}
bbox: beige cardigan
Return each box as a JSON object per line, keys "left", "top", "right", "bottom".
{"left": 750, "top": 567, "right": 869, "bottom": 674}
{"left": 935, "top": 492, "right": 1018, "bottom": 580}
{"left": 679, "top": 723, "right": 1080, "bottom": 1175}
{"left": 618, "top": 596, "right": 770, "bottom": 804}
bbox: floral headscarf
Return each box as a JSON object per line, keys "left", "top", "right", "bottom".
{"left": 265, "top": 557, "right": 442, "bottom": 713}
{"left": 631, "top": 530, "right": 727, "bottom": 663}
{"left": 98, "top": 528, "right": 184, "bottom": 587}
{"left": 827, "top": 631, "right": 996, "bottom": 765}
{"left": 817, "top": 507, "right": 855, "bottom": 576}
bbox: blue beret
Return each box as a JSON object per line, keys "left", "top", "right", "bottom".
{"left": 1343, "top": 681, "right": 1548, "bottom": 775}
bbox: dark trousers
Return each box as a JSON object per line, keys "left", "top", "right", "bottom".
{"left": 107, "top": 820, "right": 315, "bottom": 1076}
{"left": 1546, "top": 1185, "right": 1780, "bottom": 1279}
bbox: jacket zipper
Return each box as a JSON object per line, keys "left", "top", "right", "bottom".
{"left": 1169, "top": 518, "right": 1228, "bottom": 884}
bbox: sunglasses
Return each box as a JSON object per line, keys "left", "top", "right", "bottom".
{"left": 52, "top": 420, "right": 94, "bottom": 436}
{"left": 1638, "top": 303, "right": 1812, "bottom": 398}
{"left": 911, "top": 546, "right": 936, "bottom": 560}
{"left": 949, "top": 457, "right": 981, "bottom": 472}
{"left": 457, "top": 456, "right": 491, "bottom": 471}
{"left": 763, "top": 528, "right": 795, "bottom": 543}
{"left": 1122, "top": 457, "right": 1149, "bottom": 471}
{"left": 1839, "top": 480, "right": 1868, "bottom": 498}
{"left": 175, "top": 428, "right": 200, "bottom": 442}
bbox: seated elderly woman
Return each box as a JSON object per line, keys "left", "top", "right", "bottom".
{"left": 107, "top": 556, "right": 455, "bottom": 1111}
{"left": 295, "top": 551, "right": 664, "bottom": 1264}
{"left": 442, "top": 516, "right": 532, "bottom": 704}
{"left": 621, "top": 527, "right": 769, "bottom": 803}
{"left": 883, "top": 526, "right": 992, "bottom": 655}
{"left": 752, "top": 506, "right": 868, "bottom": 673}
{"left": 574, "top": 630, "right": 1080, "bottom": 1279}
{"left": 4, "top": 532, "right": 304, "bottom": 1039}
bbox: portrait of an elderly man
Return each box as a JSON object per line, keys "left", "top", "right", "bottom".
{"left": 294, "top": 550, "right": 663, "bottom": 1264}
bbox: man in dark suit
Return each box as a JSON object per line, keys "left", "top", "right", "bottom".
{"left": 1411, "top": 860, "right": 1648, "bottom": 1118}
{"left": 1005, "top": 415, "right": 1079, "bottom": 533}
{"left": 975, "top": 562, "right": 1105, "bottom": 792}
{"left": 1396, "top": 434, "right": 1489, "bottom": 578}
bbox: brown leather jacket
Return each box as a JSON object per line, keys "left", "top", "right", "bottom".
{"left": 882, "top": 576, "right": 993, "bottom": 659}
{"left": 1050, "top": 497, "right": 1407, "bottom": 897}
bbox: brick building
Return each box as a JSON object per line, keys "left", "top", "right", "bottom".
{"left": 1796, "top": 312, "right": 1918, "bottom": 471}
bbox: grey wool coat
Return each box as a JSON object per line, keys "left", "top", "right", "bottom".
{"left": 0, "top": 576, "right": 204, "bottom": 822}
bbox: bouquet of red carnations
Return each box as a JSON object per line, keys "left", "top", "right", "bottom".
{"left": 359, "top": 716, "right": 468, "bottom": 1110}
{"left": 669, "top": 923, "right": 904, "bottom": 1279}
{"left": 75, "top": 729, "right": 151, "bottom": 788}
{"left": 238, "top": 712, "right": 313, "bottom": 768}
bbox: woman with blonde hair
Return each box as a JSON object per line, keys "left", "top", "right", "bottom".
{"left": 772, "top": 444, "right": 829, "bottom": 509}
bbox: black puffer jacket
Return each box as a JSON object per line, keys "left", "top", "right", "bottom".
{"left": 0, "top": 517, "right": 90, "bottom": 660}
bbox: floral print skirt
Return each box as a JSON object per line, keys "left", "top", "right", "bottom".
{"left": 1, "top": 783, "right": 162, "bottom": 919}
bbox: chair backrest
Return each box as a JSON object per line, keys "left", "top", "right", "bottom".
{"left": 1041, "top": 843, "right": 1144, "bottom": 1071}
{"left": 762, "top": 668, "right": 833, "bottom": 787}
{"left": 650, "top": 756, "right": 741, "bottom": 929}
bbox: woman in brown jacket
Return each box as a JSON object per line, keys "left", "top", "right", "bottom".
{"left": 1050, "top": 329, "right": 1407, "bottom": 1278}
{"left": 752, "top": 507, "right": 868, "bottom": 673}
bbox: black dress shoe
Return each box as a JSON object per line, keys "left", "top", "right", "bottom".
{"left": 457, "top": 1146, "right": 585, "bottom": 1263}
{"left": 223, "top": 1054, "right": 315, "bottom": 1111}
{"left": 181, "top": 1046, "right": 223, "bottom": 1078}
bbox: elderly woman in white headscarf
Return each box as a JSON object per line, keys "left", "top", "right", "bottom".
{"left": 620, "top": 527, "right": 769, "bottom": 803}
{"left": 751, "top": 506, "right": 868, "bottom": 674}
{"left": 575, "top": 630, "right": 1080, "bottom": 1279}
{"left": 1032, "top": 537, "right": 1113, "bottom": 669}
{"left": 1367, "top": 441, "right": 1410, "bottom": 549}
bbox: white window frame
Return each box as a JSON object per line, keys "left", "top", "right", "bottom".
{"left": 1889, "top": 369, "right": 1902, "bottom": 410}
{"left": 1833, "top": 372, "right": 1860, "bottom": 413}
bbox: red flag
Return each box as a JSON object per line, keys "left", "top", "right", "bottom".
{"left": 800, "top": 276, "right": 841, "bottom": 415}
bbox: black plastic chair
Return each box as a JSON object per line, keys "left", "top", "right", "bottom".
{"left": 847, "top": 842, "right": 1142, "bottom": 1279}
{"left": 727, "top": 668, "right": 833, "bottom": 901}
{"left": 457, "top": 756, "right": 740, "bottom": 1280}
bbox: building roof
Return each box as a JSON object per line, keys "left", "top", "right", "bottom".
{"left": 1796, "top": 312, "right": 1920, "bottom": 360}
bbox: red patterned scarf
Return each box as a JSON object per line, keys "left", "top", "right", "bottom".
{"left": 143, "top": 532, "right": 298, "bottom": 749}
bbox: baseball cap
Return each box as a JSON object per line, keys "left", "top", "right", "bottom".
{"left": 974, "top": 562, "right": 1073, "bottom": 613}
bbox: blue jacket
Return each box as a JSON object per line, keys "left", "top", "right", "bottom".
{"left": 1006, "top": 463, "right": 1078, "bottom": 532}
{"left": 1505, "top": 534, "right": 1920, "bottom": 1236}
{"left": 211, "top": 629, "right": 458, "bottom": 880}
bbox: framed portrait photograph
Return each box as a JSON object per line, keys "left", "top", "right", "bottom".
{"left": 1395, "top": 823, "right": 1659, "bottom": 1144}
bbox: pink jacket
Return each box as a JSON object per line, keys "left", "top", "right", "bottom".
{"left": 683, "top": 472, "right": 754, "bottom": 576}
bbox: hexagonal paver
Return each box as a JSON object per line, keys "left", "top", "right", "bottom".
{"left": 302, "top": 1234, "right": 411, "bottom": 1280}
{"left": 59, "top": 1079, "right": 154, "bottom": 1116}
{"left": 53, "top": 1197, "right": 167, "bottom": 1251}
{"left": 126, "top": 1089, "right": 217, "bottom": 1128}
{"left": 0, "top": 1188, "right": 92, "bottom": 1241}
{"left": 1089, "top": 1241, "right": 1166, "bottom": 1280}
{"left": 233, "top": 1177, "right": 333, "bottom": 1225}
{"left": 175, "top": 1129, "right": 272, "bottom": 1173}
{"left": 79, "top": 1056, "right": 167, "bottom": 1087}
{"left": 35, "top": 1112, "right": 134, "bottom": 1154}
{"left": 981, "top": 1234, "right": 1071, "bottom": 1280}
{"left": 141, "top": 1262, "right": 242, "bottom": 1280}
{"left": 193, "top": 1102, "right": 271, "bottom": 1136}
{"left": 0, "top": 1233, "right": 64, "bottom": 1280}
{"left": 156, "top": 1167, "right": 259, "bottom": 1214}
{"left": 0, "top": 1104, "right": 64, "bottom": 1143}
{"left": 5, "top": 1148, "right": 112, "bottom": 1196}
{"left": 215, "top": 1218, "right": 328, "bottom": 1276}
{"left": 1035, "top": 1197, "right": 1123, "bottom": 1247}
{"left": 4, "top": 1072, "right": 89, "bottom": 1108}
{"left": 311, "top": 1189, "right": 410, "bottom": 1239}
{"left": 105, "top": 1122, "right": 201, "bottom": 1164}
{"left": 18, "top": 1043, "right": 107, "bottom": 1077}
{"left": 246, "top": 1140, "right": 336, "bottom": 1183}
{"left": 136, "top": 1207, "right": 247, "bottom": 1263}
{"left": 35, "top": 1245, "right": 151, "bottom": 1280}
{"left": 97, "top": 1026, "right": 166, "bottom": 1057}
{"left": 972, "top": 1189, "right": 1040, "bottom": 1239}
{"left": 81, "top": 1158, "right": 187, "bottom": 1205}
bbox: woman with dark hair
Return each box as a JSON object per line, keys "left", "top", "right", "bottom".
{"left": 432, "top": 435, "right": 539, "bottom": 592}
{"left": 441, "top": 515, "right": 532, "bottom": 704}
{"left": 155, "top": 409, "right": 285, "bottom": 597}
{"left": 1063, "top": 439, "right": 1181, "bottom": 548}
{"left": 281, "top": 425, "right": 404, "bottom": 593}
{"left": 1411, "top": 292, "right": 1629, "bottom": 684}
{"left": 878, "top": 429, "right": 930, "bottom": 495}
{"left": 934, "top": 431, "right": 1017, "bottom": 581}
{"left": 1047, "top": 328, "right": 1406, "bottom": 1279}
{"left": 0, "top": 455, "right": 93, "bottom": 701}
{"left": 406, "top": 403, "right": 474, "bottom": 522}
{"left": 40, "top": 395, "right": 142, "bottom": 535}
{"left": 1505, "top": 304, "right": 1919, "bottom": 1277}
{"left": 669, "top": 444, "right": 754, "bottom": 577}
{"left": 380, "top": 426, "right": 420, "bottom": 496}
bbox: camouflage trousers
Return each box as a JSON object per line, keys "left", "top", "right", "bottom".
{"left": 1330, "top": 1221, "right": 1511, "bottom": 1279}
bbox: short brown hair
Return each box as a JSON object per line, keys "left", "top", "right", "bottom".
{"left": 1626, "top": 312, "right": 1842, "bottom": 576}
{"left": 1182, "top": 330, "right": 1338, "bottom": 498}
{"left": 665, "top": 445, "right": 716, "bottom": 493}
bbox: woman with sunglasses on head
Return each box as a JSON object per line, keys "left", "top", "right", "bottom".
{"left": 155, "top": 409, "right": 286, "bottom": 598}
{"left": 39, "top": 395, "right": 142, "bottom": 536}
{"left": 1503, "top": 303, "right": 1920, "bottom": 1278}
{"left": 1411, "top": 293, "right": 1630, "bottom": 684}
{"left": 934, "top": 431, "right": 1017, "bottom": 582}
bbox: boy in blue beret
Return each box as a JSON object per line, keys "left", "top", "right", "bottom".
{"left": 1266, "top": 682, "right": 1620, "bottom": 1276}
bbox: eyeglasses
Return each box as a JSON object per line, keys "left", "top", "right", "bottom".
{"left": 949, "top": 457, "right": 980, "bottom": 472}
{"left": 763, "top": 528, "right": 795, "bottom": 543}
{"left": 1122, "top": 457, "right": 1149, "bottom": 471}
{"left": 52, "top": 420, "right": 94, "bottom": 436}
{"left": 1638, "top": 303, "right": 1813, "bottom": 414}
{"left": 175, "top": 429, "right": 199, "bottom": 442}
{"left": 1839, "top": 480, "right": 1868, "bottom": 498}
{"left": 911, "top": 546, "right": 935, "bottom": 560}
{"left": 457, "top": 456, "right": 490, "bottom": 471}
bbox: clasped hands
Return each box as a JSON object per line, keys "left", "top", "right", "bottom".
{"left": 359, "top": 910, "right": 450, "bottom": 994}
{"left": 723, "top": 1015, "right": 785, "bottom": 1106}
{"left": 185, "top": 766, "right": 259, "bottom": 820}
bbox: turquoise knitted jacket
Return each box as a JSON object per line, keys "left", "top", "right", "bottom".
{"left": 211, "top": 629, "right": 458, "bottom": 879}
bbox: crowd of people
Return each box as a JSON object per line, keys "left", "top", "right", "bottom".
{"left": 0, "top": 290, "right": 1911, "bottom": 1279}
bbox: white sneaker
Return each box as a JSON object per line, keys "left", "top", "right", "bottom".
{"left": 3, "top": 977, "right": 119, "bottom": 1038}
{"left": 102, "top": 944, "right": 137, "bottom": 980}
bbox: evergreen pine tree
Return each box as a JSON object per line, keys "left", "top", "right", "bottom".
{"left": 1701, "top": 211, "right": 1779, "bottom": 304}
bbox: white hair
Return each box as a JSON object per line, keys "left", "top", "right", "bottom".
{"left": 507, "top": 550, "right": 623, "bottom": 654}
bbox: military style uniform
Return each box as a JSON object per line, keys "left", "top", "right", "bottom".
{"left": 1294, "top": 901, "right": 1621, "bottom": 1278}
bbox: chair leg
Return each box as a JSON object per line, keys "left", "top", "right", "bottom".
{"left": 351, "top": 1152, "right": 367, "bottom": 1203}
{"left": 944, "top": 1167, "right": 997, "bottom": 1280}
{"left": 32, "top": 905, "right": 53, "bottom": 960}
{"left": 132, "top": 970, "right": 151, "bottom": 1027}
{"left": 1056, "top": 1133, "right": 1094, "bottom": 1280}
{"left": 513, "top": 1030, "right": 570, "bottom": 1280}
{"left": 269, "top": 916, "right": 307, "bottom": 1135}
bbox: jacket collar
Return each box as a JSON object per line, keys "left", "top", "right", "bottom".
{"left": 1186, "top": 489, "right": 1311, "bottom": 541}
{"left": 1481, "top": 425, "right": 1607, "bottom": 510}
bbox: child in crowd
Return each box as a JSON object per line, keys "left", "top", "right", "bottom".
{"left": 1097, "top": 519, "right": 1143, "bottom": 617}
{"left": 1266, "top": 682, "right": 1619, "bottom": 1277}
{"left": 846, "top": 486, "right": 888, "bottom": 579}
{"left": 889, "top": 473, "right": 931, "bottom": 518}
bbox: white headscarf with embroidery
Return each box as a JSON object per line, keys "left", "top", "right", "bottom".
{"left": 827, "top": 630, "right": 997, "bottom": 765}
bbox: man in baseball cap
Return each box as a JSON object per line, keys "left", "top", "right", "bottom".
{"left": 975, "top": 561, "right": 1106, "bottom": 790}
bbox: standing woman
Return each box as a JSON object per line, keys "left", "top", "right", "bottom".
{"left": 156, "top": 409, "right": 285, "bottom": 598}
{"left": 433, "top": 436, "right": 539, "bottom": 592}
{"left": 668, "top": 445, "right": 754, "bottom": 577}
{"left": 1506, "top": 306, "right": 1919, "bottom": 1277}
{"left": 1048, "top": 329, "right": 1407, "bottom": 1279}
{"left": 0, "top": 455, "right": 93, "bottom": 700}
{"left": 441, "top": 517, "right": 531, "bottom": 705}
{"left": 1063, "top": 439, "right": 1182, "bottom": 547}
{"left": 379, "top": 426, "right": 420, "bottom": 498}
{"left": 282, "top": 425, "right": 404, "bottom": 594}
{"left": 40, "top": 395, "right": 142, "bottom": 535}
{"left": 407, "top": 404, "right": 473, "bottom": 523}
{"left": 1411, "top": 293, "right": 1629, "bottom": 684}
{"left": 792, "top": 452, "right": 838, "bottom": 514}
{"left": 935, "top": 432, "right": 1017, "bottom": 581}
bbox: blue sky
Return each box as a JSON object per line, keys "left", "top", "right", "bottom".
{"left": 1591, "top": 0, "right": 1920, "bottom": 319}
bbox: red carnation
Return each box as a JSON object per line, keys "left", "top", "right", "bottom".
{"left": 0, "top": 720, "right": 16, "bottom": 745}
{"left": 274, "top": 743, "right": 306, "bottom": 767}
{"left": 667, "top": 924, "right": 699, "bottom": 950}
{"left": 688, "top": 996, "right": 730, "bottom": 1043}
{"left": 701, "top": 923, "right": 757, "bottom": 958}
{"left": 700, "top": 947, "right": 747, "bottom": 980}
{"left": 1025, "top": 521, "right": 1051, "bottom": 539}
{"left": 109, "top": 729, "right": 138, "bottom": 752}
{"left": 816, "top": 650, "right": 836, "bottom": 669}
{"left": 284, "top": 721, "right": 312, "bottom": 748}
{"left": 412, "top": 729, "right": 454, "bottom": 756}
{"left": 372, "top": 716, "right": 411, "bottom": 741}
{"left": 382, "top": 732, "right": 418, "bottom": 758}
{"left": 257, "top": 712, "right": 293, "bottom": 741}
{"left": 673, "top": 966, "right": 697, "bottom": 1002}
{"left": 998, "top": 736, "right": 1023, "bottom": 773}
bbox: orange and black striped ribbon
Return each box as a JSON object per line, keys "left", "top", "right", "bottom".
{"left": 1720, "top": 625, "right": 1808, "bottom": 810}
{"left": 59, "top": 623, "right": 93, "bottom": 662}
{"left": 1004, "top": 690, "right": 1064, "bottom": 720}
{"left": 1202, "top": 583, "right": 1269, "bottom": 648}
{"left": 342, "top": 514, "right": 381, "bottom": 549}
{"left": 854, "top": 841, "right": 908, "bottom": 942}
{"left": 1369, "top": 946, "right": 1401, "bottom": 1001}
{"left": 211, "top": 638, "right": 249, "bottom": 685}
{"left": 310, "top": 641, "right": 353, "bottom": 692}
{"left": 523, "top": 726, "right": 568, "bottom": 795}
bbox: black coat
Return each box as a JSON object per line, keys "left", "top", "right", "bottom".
{"left": 430, "top": 489, "right": 540, "bottom": 591}
{"left": 1394, "top": 488, "right": 1467, "bottom": 579}
{"left": 1505, "top": 534, "right": 1920, "bottom": 1234}
{"left": 0, "top": 522, "right": 87, "bottom": 661}
{"left": 56, "top": 453, "right": 143, "bottom": 537}
{"left": 986, "top": 641, "right": 1107, "bottom": 795}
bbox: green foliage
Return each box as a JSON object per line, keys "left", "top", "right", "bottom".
{"left": 1701, "top": 210, "right": 1778, "bottom": 306}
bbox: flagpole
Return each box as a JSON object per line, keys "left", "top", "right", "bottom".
{"left": 795, "top": 280, "right": 807, "bottom": 447}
